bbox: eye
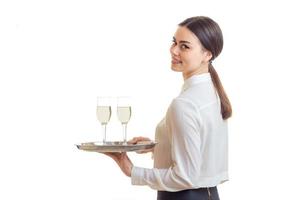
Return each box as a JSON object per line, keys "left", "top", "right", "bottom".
{"left": 180, "top": 44, "right": 189, "bottom": 50}
{"left": 171, "top": 40, "right": 177, "bottom": 46}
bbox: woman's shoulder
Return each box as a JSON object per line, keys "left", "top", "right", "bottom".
{"left": 169, "top": 97, "right": 198, "bottom": 114}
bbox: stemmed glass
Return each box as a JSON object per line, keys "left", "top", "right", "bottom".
{"left": 96, "top": 96, "right": 112, "bottom": 144}
{"left": 117, "top": 97, "right": 131, "bottom": 144}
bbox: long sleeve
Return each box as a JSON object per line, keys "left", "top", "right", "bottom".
{"left": 131, "top": 73, "right": 228, "bottom": 191}
{"left": 131, "top": 98, "right": 203, "bottom": 191}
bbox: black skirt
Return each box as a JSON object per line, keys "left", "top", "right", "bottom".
{"left": 157, "top": 187, "right": 219, "bottom": 200}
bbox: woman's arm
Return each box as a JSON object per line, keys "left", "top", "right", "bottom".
{"left": 102, "top": 152, "right": 133, "bottom": 177}
{"left": 102, "top": 99, "right": 202, "bottom": 191}
{"left": 131, "top": 99, "right": 203, "bottom": 191}
{"left": 101, "top": 136, "right": 154, "bottom": 176}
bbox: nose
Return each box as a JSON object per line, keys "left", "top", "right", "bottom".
{"left": 170, "top": 44, "right": 180, "bottom": 56}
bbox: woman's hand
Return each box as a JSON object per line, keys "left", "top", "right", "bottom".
{"left": 128, "top": 136, "right": 154, "bottom": 154}
{"left": 102, "top": 152, "right": 133, "bottom": 177}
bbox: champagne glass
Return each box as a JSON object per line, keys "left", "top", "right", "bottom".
{"left": 117, "top": 97, "right": 131, "bottom": 144}
{"left": 96, "top": 96, "right": 112, "bottom": 144}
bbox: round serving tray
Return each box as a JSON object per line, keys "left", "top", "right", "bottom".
{"left": 76, "top": 141, "right": 157, "bottom": 153}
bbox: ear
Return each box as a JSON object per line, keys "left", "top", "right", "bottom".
{"left": 204, "top": 51, "right": 213, "bottom": 63}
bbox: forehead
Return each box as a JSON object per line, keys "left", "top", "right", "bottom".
{"left": 174, "top": 26, "right": 200, "bottom": 44}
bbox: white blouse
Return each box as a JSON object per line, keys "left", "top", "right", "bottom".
{"left": 131, "top": 73, "right": 228, "bottom": 191}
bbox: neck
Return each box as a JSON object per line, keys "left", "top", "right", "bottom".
{"left": 182, "top": 66, "right": 209, "bottom": 81}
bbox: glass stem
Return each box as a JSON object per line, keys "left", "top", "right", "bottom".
{"left": 122, "top": 124, "right": 127, "bottom": 144}
{"left": 102, "top": 124, "right": 107, "bottom": 144}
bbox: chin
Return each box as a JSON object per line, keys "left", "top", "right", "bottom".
{"left": 171, "top": 65, "right": 182, "bottom": 72}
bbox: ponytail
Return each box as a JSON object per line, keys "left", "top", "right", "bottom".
{"left": 179, "top": 16, "right": 231, "bottom": 119}
{"left": 209, "top": 64, "right": 232, "bottom": 120}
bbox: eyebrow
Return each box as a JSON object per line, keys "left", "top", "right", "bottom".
{"left": 173, "top": 37, "right": 191, "bottom": 44}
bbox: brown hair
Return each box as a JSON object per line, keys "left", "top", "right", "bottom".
{"left": 179, "top": 16, "right": 232, "bottom": 120}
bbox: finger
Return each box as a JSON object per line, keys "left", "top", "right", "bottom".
{"left": 101, "top": 152, "right": 113, "bottom": 159}
{"left": 136, "top": 150, "right": 146, "bottom": 154}
{"left": 137, "top": 140, "right": 152, "bottom": 145}
{"left": 136, "top": 148, "right": 153, "bottom": 154}
{"left": 143, "top": 137, "right": 151, "bottom": 141}
{"left": 135, "top": 137, "right": 151, "bottom": 142}
{"left": 127, "top": 138, "right": 137, "bottom": 144}
{"left": 128, "top": 137, "right": 152, "bottom": 145}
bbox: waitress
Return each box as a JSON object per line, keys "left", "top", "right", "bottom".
{"left": 103, "top": 16, "right": 232, "bottom": 200}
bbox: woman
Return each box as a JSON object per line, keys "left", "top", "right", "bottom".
{"left": 104, "top": 16, "right": 232, "bottom": 200}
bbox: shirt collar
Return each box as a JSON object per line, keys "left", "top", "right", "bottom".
{"left": 181, "top": 73, "right": 212, "bottom": 92}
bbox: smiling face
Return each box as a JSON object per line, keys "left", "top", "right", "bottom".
{"left": 170, "top": 26, "right": 212, "bottom": 79}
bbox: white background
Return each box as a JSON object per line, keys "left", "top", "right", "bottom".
{"left": 1, "top": 0, "right": 300, "bottom": 199}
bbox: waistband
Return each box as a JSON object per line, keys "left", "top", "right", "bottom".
{"left": 157, "top": 186, "right": 219, "bottom": 200}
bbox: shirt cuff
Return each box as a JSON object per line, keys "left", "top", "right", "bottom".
{"left": 131, "top": 166, "right": 145, "bottom": 185}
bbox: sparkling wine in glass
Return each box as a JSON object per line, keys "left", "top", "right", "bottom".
{"left": 117, "top": 97, "right": 131, "bottom": 144}
{"left": 97, "top": 97, "right": 111, "bottom": 144}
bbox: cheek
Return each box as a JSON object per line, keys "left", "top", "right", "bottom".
{"left": 187, "top": 53, "right": 203, "bottom": 65}
{"left": 182, "top": 54, "right": 195, "bottom": 66}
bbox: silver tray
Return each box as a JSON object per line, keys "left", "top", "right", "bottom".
{"left": 76, "top": 141, "right": 157, "bottom": 152}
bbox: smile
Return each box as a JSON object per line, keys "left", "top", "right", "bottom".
{"left": 172, "top": 58, "right": 182, "bottom": 64}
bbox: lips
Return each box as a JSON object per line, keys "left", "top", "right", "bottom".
{"left": 172, "top": 57, "right": 182, "bottom": 64}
